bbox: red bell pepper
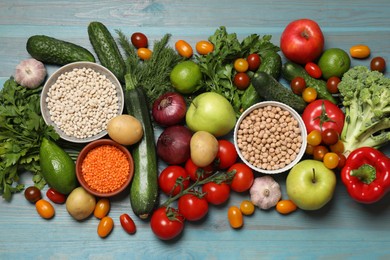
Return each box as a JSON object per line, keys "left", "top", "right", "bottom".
{"left": 341, "top": 147, "right": 390, "bottom": 204}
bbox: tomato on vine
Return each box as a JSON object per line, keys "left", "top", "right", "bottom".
{"left": 178, "top": 193, "right": 209, "bottom": 221}
{"left": 158, "top": 165, "right": 190, "bottom": 196}
{"left": 202, "top": 182, "right": 230, "bottom": 205}
{"left": 185, "top": 158, "right": 213, "bottom": 181}
{"left": 150, "top": 207, "right": 185, "bottom": 240}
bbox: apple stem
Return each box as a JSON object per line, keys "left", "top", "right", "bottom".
{"left": 312, "top": 168, "right": 316, "bottom": 184}
{"left": 301, "top": 29, "right": 310, "bottom": 39}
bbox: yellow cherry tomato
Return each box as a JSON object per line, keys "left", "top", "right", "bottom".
{"left": 227, "top": 206, "right": 243, "bottom": 229}
{"left": 240, "top": 200, "right": 255, "bottom": 216}
{"left": 302, "top": 87, "right": 317, "bottom": 103}
{"left": 137, "top": 47, "right": 152, "bottom": 60}
{"left": 97, "top": 216, "right": 114, "bottom": 238}
{"left": 276, "top": 200, "right": 297, "bottom": 215}
{"left": 175, "top": 40, "right": 193, "bottom": 58}
{"left": 94, "top": 198, "right": 110, "bottom": 219}
{"left": 35, "top": 199, "right": 55, "bottom": 219}
{"left": 330, "top": 140, "right": 345, "bottom": 154}
{"left": 234, "top": 58, "right": 249, "bottom": 72}
{"left": 307, "top": 130, "right": 322, "bottom": 146}
{"left": 195, "top": 40, "right": 214, "bottom": 55}
{"left": 323, "top": 152, "right": 340, "bottom": 169}
{"left": 349, "top": 44, "right": 371, "bottom": 59}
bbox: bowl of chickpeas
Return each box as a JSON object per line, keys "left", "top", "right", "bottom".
{"left": 40, "top": 62, "right": 124, "bottom": 143}
{"left": 234, "top": 101, "right": 307, "bottom": 174}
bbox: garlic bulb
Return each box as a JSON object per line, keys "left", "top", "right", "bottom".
{"left": 250, "top": 176, "right": 282, "bottom": 210}
{"left": 14, "top": 58, "right": 47, "bottom": 89}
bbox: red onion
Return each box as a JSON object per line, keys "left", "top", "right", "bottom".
{"left": 152, "top": 92, "right": 187, "bottom": 127}
{"left": 157, "top": 125, "right": 193, "bottom": 165}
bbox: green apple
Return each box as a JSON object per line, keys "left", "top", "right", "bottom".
{"left": 286, "top": 159, "right": 336, "bottom": 210}
{"left": 186, "top": 92, "right": 236, "bottom": 137}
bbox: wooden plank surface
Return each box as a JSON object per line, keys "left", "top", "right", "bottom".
{"left": 1, "top": 1, "right": 390, "bottom": 259}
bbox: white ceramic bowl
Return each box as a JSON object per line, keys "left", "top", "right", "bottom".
{"left": 234, "top": 101, "right": 307, "bottom": 174}
{"left": 40, "top": 62, "right": 124, "bottom": 143}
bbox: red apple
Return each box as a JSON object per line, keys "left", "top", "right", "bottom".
{"left": 280, "top": 19, "right": 325, "bottom": 65}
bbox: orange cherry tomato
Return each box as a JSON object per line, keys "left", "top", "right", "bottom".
{"left": 175, "top": 40, "right": 193, "bottom": 58}
{"left": 330, "top": 140, "right": 345, "bottom": 154}
{"left": 302, "top": 87, "right": 317, "bottom": 103}
{"left": 313, "top": 145, "right": 329, "bottom": 161}
{"left": 307, "top": 130, "right": 322, "bottom": 146}
{"left": 349, "top": 44, "right": 370, "bottom": 59}
{"left": 276, "top": 200, "right": 297, "bottom": 215}
{"left": 227, "top": 206, "right": 243, "bottom": 229}
{"left": 195, "top": 40, "right": 214, "bottom": 55}
{"left": 323, "top": 152, "right": 340, "bottom": 169}
{"left": 234, "top": 58, "right": 249, "bottom": 72}
{"left": 305, "top": 143, "right": 315, "bottom": 155}
{"left": 137, "top": 47, "right": 152, "bottom": 60}
{"left": 94, "top": 198, "right": 110, "bottom": 219}
{"left": 97, "top": 216, "right": 114, "bottom": 238}
{"left": 240, "top": 200, "right": 255, "bottom": 216}
{"left": 35, "top": 199, "right": 55, "bottom": 219}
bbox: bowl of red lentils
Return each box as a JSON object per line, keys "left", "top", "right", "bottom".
{"left": 40, "top": 61, "right": 124, "bottom": 143}
{"left": 76, "top": 139, "right": 134, "bottom": 197}
{"left": 234, "top": 101, "right": 307, "bottom": 174}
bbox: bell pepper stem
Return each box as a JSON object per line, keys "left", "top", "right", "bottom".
{"left": 351, "top": 164, "right": 376, "bottom": 184}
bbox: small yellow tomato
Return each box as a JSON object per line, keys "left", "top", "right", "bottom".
{"left": 234, "top": 58, "right": 249, "bottom": 72}
{"left": 323, "top": 152, "right": 340, "bottom": 169}
{"left": 349, "top": 44, "right": 370, "bottom": 59}
{"left": 195, "top": 40, "right": 214, "bottom": 55}
{"left": 94, "top": 198, "right": 111, "bottom": 219}
{"left": 35, "top": 199, "right": 55, "bottom": 219}
{"left": 227, "top": 206, "right": 243, "bottom": 229}
{"left": 97, "top": 216, "right": 114, "bottom": 238}
{"left": 276, "top": 200, "right": 297, "bottom": 215}
{"left": 137, "top": 47, "right": 152, "bottom": 60}
{"left": 307, "top": 130, "right": 322, "bottom": 146}
{"left": 302, "top": 87, "right": 317, "bottom": 103}
{"left": 240, "top": 200, "right": 255, "bottom": 216}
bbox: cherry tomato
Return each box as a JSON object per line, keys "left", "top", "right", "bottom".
{"left": 233, "top": 72, "right": 250, "bottom": 90}
{"left": 137, "top": 47, "right": 152, "bottom": 60}
{"left": 247, "top": 53, "right": 261, "bottom": 71}
{"left": 234, "top": 58, "right": 249, "bottom": 72}
{"left": 276, "top": 200, "right": 297, "bottom": 215}
{"left": 370, "top": 56, "right": 386, "bottom": 72}
{"left": 302, "top": 87, "right": 317, "bottom": 103}
{"left": 228, "top": 163, "right": 254, "bottom": 193}
{"left": 290, "top": 76, "right": 306, "bottom": 95}
{"left": 150, "top": 207, "right": 185, "bottom": 240}
{"left": 158, "top": 165, "right": 190, "bottom": 196}
{"left": 46, "top": 188, "right": 66, "bottom": 204}
{"left": 94, "top": 198, "right": 111, "bottom": 219}
{"left": 336, "top": 152, "right": 347, "bottom": 169}
{"left": 323, "top": 152, "right": 340, "bottom": 169}
{"left": 215, "top": 140, "right": 238, "bottom": 169}
{"left": 321, "top": 128, "right": 339, "bottom": 146}
{"left": 184, "top": 158, "right": 213, "bottom": 181}
{"left": 326, "top": 76, "right": 341, "bottom": 94}
{"left": 175, "top": 40, "right": 193, "bottom": 58}
{"left": 349, "top": 44, "right": 371, "bottom": 59}
{"left": 202, "top": 182, "right": 230, "bottom": 205}
{"left": 178, "top": 193, "right": 209, "bottom": 221}
{"left": 307, "top": 130, "right": 322, "bottom": 146}
{"left": 97, "top": 216, "right": 114, "bottom": 238}
{"left": 227, "top": 206, "right": 243, "bottom": 229}
{"left": 302, "top": 99, "right": 345, "bottom": 135}
{"left": 240, "top": 200, "right": 255, "bottom": 216}
{"left": 24, "top": 186, "right": 41, "bottom": 203}
{"left": 313, "top": 145, "right": 329, "bottom": 161}
{"left": 195, "top": 40, "right": 214, "bottom": 55}
{"left": 305, "top": 143, "right": 315, "bottom": 155}
{"left": 131, "top": 32, "right": 148, "bottom": 48}
{"left": 330, "top": 140, "right": 345, "bottom": 154}
{"left": 119, "top": 213, "right": 136, "bottom": 234}
{"left": 305, "top": 62, "right": 322, "bottom": 79}
{"left": 35, "top": 199, "right": 55, "bottom": 219}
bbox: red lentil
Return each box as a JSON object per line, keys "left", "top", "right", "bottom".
{"left": 81, "top": 145, "right": 130, "bottom": 193}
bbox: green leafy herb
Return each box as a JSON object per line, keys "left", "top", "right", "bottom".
{"left": 0, "top": 78, "right": 59, "bottom": 201}
{"left": 196, "top": 26, "right": 279, "bottom": 116}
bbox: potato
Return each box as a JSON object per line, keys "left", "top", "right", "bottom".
{"left": 107, "top": 114, "right": 143, "bottom": 146}
{"left": 190, "top": 131, "right": 219, "bottom": 167}
{"left": 66, "top": 187, "right": 96, "bottom": 221}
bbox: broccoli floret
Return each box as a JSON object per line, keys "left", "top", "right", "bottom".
{"left": 338, "top": 66, "right": 390, "bottom": 156}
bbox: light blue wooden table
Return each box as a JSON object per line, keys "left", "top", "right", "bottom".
{"left": 1, "top": 1, "right": 390, "bottom": 259}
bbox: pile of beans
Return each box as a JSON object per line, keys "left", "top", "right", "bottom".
{"left": 236, "top": 105, "right": 303, "bottom": 171}
{"left": 46, "top": 67, "right": 120, "bottom": 139}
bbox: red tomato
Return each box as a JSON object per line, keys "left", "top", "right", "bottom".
{"left": 150, "top": 207, "right": 185, "bottom": 240}
{"left": 178, "top": 193, "right": 209, "bottom": 221}
{"left": 215, "top": 140, "right": 238, "bottom": 169}
{"left": 185, "top": 158, "right": 213, "bottom": 181}
{"left": 24, "top": 186, "right": 42, "bottom": 203}
{"left": 119, "top": 213, "right": 136, "bottom": 234}
{"left": 290, "top": 76, "right": 306, "bottom": 95}
{"left": 46, "top": 188, "right": 66, "bottom": 204}
{"left": 158, "top": 165, "right": 190, "bottom": 196}
{"left": 302, "top": 99, "right": 345, "bottom": 135}
{"left": 131, "top": 32, "right": 148, "bottom": 48}
{"left": 233, "top": 72, "right": 250, "bottom": 90}
{"left": 228, "top": 163, "right": 254, "bottom": 192}
{"left": 305, "top": 62, "right": 322, "bottom": 78}
{"left": 202, "top": 182, "right": 230, "bottom": 205}
{"left": 370, "top": 56, "right": 386, "bottom": 72}
{"left": 321, "top": 128, "right": 339, "bottom": 146}
{"left": 326, "top": 76, "right": 341, "bottom": 94}
{"left": 247, "top": 53, "right": 261, "bottom": 71}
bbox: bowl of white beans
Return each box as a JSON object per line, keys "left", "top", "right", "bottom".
{"left": 41, "top": 62, "right": 124, "bottom": 143}
{"left": 233, "top": 101, "right": 307, "bottom": 174}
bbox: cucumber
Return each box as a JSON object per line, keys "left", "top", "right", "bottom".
{"left": 252, "top": 71, "right": 306, "bottom": 113}
{"left": 281, "top": 61, "right": 338, "bottom": 104}
{"left": 88, "top": 21, "right": 126, "bottom": 83}
{"left": 258, "top": 50, "right": 282, "bottom": 79}
{"left": 26, "top": 35, "right": 95, "bottom": 65}
{"left": 125, "top": 83, "right": 159, "bottom": 219}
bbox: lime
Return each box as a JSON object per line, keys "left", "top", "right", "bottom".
{"left": 318, "top": 48, "right": 351, "bottom": 80}
{"left": 40, "top": 137, "right": 77, "bottom": 194}
{"left": 170, "top": 60, "right": 202, "bottom": 94}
